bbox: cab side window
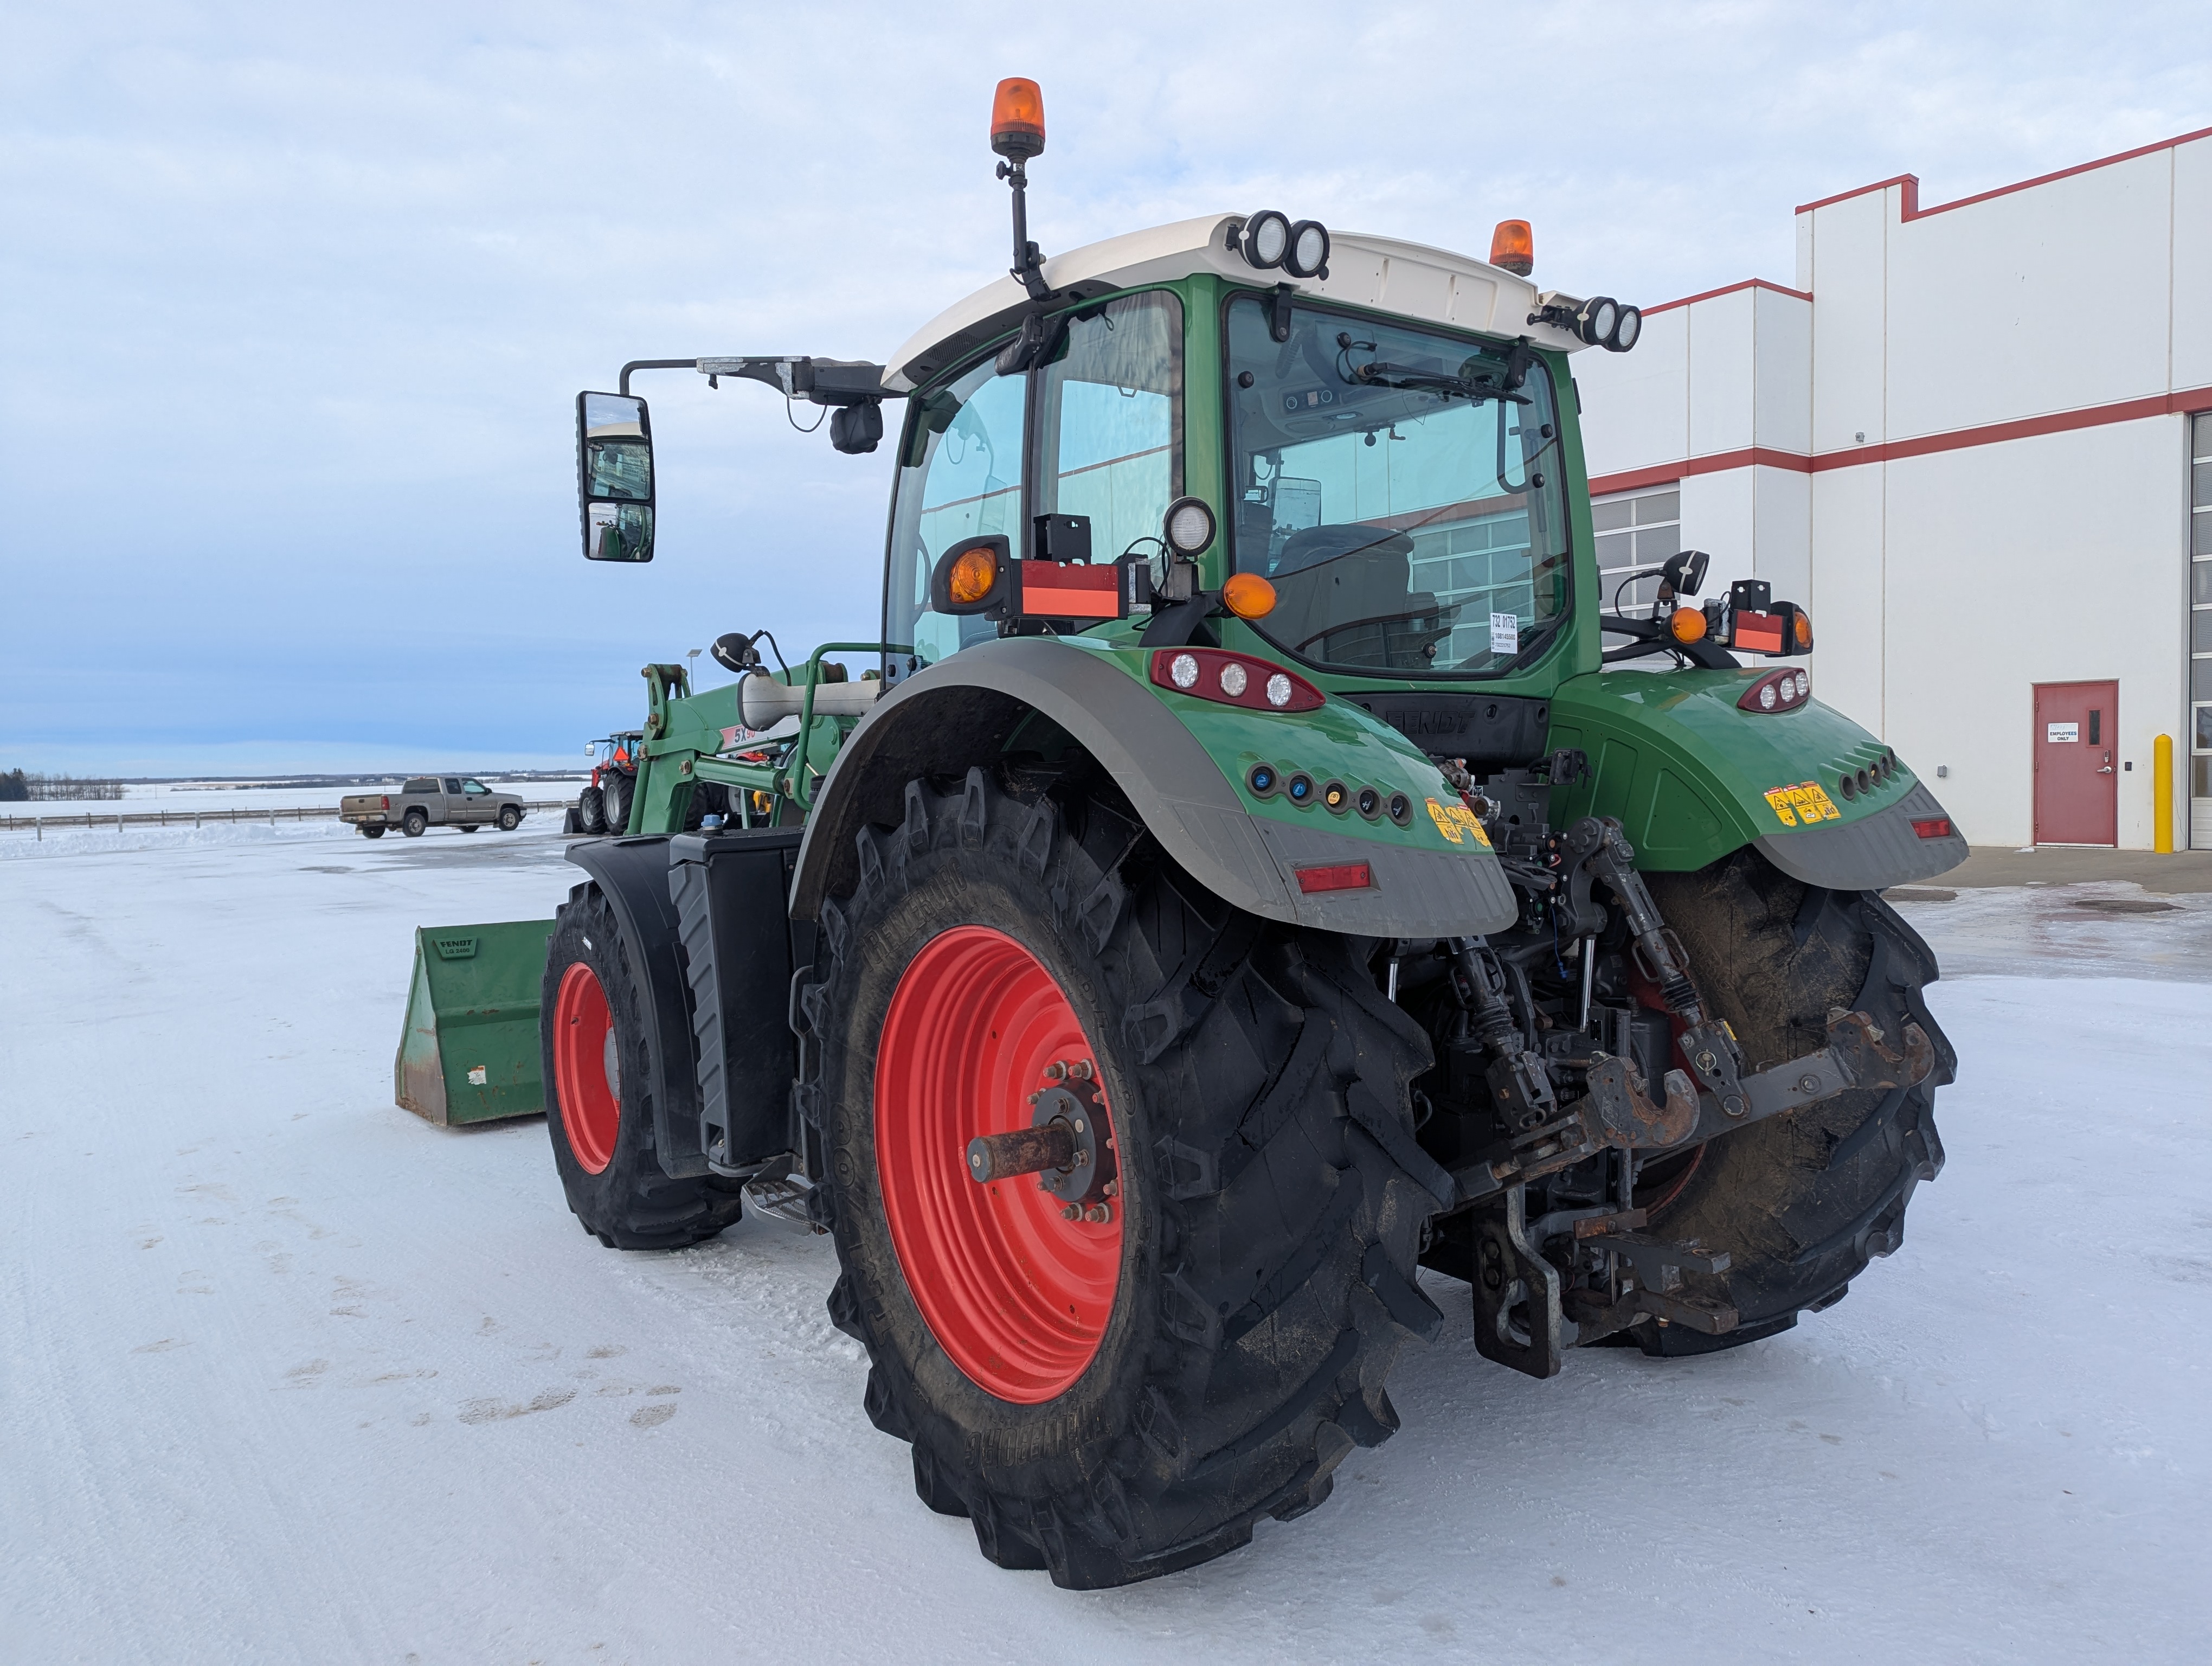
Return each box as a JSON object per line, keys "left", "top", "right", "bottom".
{"left": 885, "top": 358, "right": 1027, "bottom": 675}
{"left": 1034, "top": 291, "right": 1182, "bottom": 564}
{"left": 443, "top": 779, "right": 462, "bottom": 794}
{"left": 463, "top": 780, "right": 488, "bottom": 795}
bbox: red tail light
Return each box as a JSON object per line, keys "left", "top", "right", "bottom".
{"left": 381, "top": 796, "right": 389, "bottom": 811}
{"left": 1295, "top": 862, "right": 1372, "bottom": 894}
{"left": 1149, "top": 648, "right": 1323, "bottom": 712}
{"left": 1911, "top": 817, "right": 1953, "bottom": 840}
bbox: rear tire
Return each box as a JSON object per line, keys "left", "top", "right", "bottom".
{"left": 541, "top": 882, "right": 745, "bottom": 1250}
{"left": 401, "top": 809, "right": 427, "bottom": 838}
{"left": 578, "top": 786, "right": 606, "bottom": 835}
{"left": 359, "top": 826, "right": 384, "bottom": 840}
{"left": 801, "top": 767, "right": 1444, "bottom": 1587}
{"left": 460, "top": 824, "right": 479, "bottom": 833}
{"left": 1630, "top": 849, "right": 1954, "bottom": 1354}
{"left": 601, "top": 774, "right": 632, "bottom": 835}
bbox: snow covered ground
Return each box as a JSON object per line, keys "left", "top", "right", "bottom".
{"left": 3, "top": 833, "right": 2207, "bottom": 1664}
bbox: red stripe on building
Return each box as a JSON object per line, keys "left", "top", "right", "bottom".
{"left": 1792, "top": 124, "right": 2212, "bottom": 220}
{"left": 1589, "top": 386, "right": 2212, "bottom": 497}
{"left": 1641, "top": 279, "right": 1812, "bottom": 318}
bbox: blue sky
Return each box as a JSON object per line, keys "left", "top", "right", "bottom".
{"left": 4, "top": 2, "right": 2207, "bottom": 774}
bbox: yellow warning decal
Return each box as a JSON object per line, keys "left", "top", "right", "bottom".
{"left": 1763, "top": 780, "right": 1842, "bottom": 827}
{"left": 1425, "top": 798, "right": 1494, "bottom": 847}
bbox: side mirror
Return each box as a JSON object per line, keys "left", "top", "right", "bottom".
{"left": 576, "top": 392, "right": 655, "bottom": 561}
{"left": 928, "top": 535, "right": 1013, "bottom": 616}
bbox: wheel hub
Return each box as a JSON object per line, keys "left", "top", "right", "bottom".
{"left": 552, "top": 961, "right": 620, "bottom": 1175}
{"left": 875, "top": 926, "right": 1123, "bottom": 1404}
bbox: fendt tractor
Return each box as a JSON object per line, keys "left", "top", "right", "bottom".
{"left": 488, "top": 81, "right": 1970, "bottom": 1585}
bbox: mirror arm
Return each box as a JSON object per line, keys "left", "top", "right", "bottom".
{"left": 618, "top": 358, "right": 700, "bottom": 396}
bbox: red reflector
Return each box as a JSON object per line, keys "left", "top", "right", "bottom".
{"left": 1733, "top": 611, "right": 1785, "bottom": 653}
{"left": 1295, "top": 862, "right": 1372, "bottom": 894}
{"left": 1018, "top": 560, "right": 1122, "bottom": 619}
{"left": 1910, "top": 817, "right": 1953, "bottom": 840}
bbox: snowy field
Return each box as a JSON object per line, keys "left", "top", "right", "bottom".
{"left": 3, "top": 825, "right": 2208, "bottom": 1664}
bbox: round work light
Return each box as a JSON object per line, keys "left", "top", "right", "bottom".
{"left": 1284, "top": 220, "right": 1331, "bottom": 279}
{"left": 1610, "top": 305, "right": 1642, "bottom": 352}
{"left": 1164, "top": 496, "right": 1216, "bottom": 556}
{"left": 1240, "top": 210, "right": 1291, "bottom": 270}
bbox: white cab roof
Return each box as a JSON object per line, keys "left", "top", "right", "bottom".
{"left": 884, "top": 214, "right": 1590, "bottom": 392}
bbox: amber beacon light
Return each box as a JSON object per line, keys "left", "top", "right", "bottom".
{"left": 991, "top": 78, "right": 1046, "bottom": 158}
{"left": 1490, "top": 219, "right": 1533, "bottom": 276}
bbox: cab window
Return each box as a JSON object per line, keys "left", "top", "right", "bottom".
{"left": 443, "top": 778, "right": 462, "bottom": 794}
{"left": 1034, "top": 291, "right": 1182, "bottom": 563}
{"left": 463, "top": 780, "right": 488, "bottom": 795}
{"left": 884, "top": 357, "right": 1027, "bottom": 676}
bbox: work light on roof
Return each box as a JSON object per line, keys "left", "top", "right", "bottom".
{"left": 1238, "top": 209, "right": 1292, "bottom": 270}
{"left": 1284, "top": 220, "right": 1331, "bottom": 279}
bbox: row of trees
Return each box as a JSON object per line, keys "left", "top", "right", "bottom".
{"left": 0, "top": 771, "right": 124, "bottom": 802}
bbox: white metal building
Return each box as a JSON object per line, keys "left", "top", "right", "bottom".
{"left": 1573, "top": 126, "right": 2212, "bottom": 850}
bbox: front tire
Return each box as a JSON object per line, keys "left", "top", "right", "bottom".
{"left": 498, "top": 805, "right": 523, "bottom": 831}
{"left": 1631, "top": 849, "right": 1954, "bottom": 1354}
{"left": 577, "top": 786, "right": 607, "bottom": 835}
{"left": 541, "top": 882, "right": 745, "bottom": 1249}
{"left": 801, "top": 768, "right": 1445, "bottom": 1587}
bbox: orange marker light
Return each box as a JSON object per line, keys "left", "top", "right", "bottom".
{"left": 1669, "top": 606, "right": 1708, "bottom": 645}
{"left": 948, "top": 544, "right": 999, "bottom": 605}
{"left": 1792, "top": 609, "right": 1814, "bottom": 649}
{"left": 991, "top": 78, "right": 1046, "bottom": 159}
{"left": 1221, "top": 571, "right": 1277, "bottom": 619}
{"left": 1490, "top": 219, "right": 1533, "bottom": 277}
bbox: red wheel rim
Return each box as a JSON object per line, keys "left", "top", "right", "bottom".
{"left": 876, "top": 926, "right": 1123, "bottom": 1404}
{"left": 552, "top": 961, "right": 620, "bottom": 1175}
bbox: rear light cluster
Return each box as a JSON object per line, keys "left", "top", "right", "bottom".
{"left": 1150, "top": 649, "right": 1323, "bottom": 713}
{"left": 1248, "top": 762, "right": 1413, "bottom": 826}
{"left": 1836, "top": 748, "right": 1901, "bottom": 802}
{"left": 1911, "top": 817, "right": 1953, "bottom": 840}
{"left": 1738, "top": 668, "right": 1810, "bottom": 713}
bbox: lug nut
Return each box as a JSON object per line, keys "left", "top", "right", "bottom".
{"left": 1083, "top": 1203, "right": 1113, "bottom": 1224}
{"left": 1060, "top": 1204, "right": 1081, "bottom": 1220}
{"left": 1044, "top": 1061, "right": 1068, "bottom": 1081}
{"left": 1069, "top": 1060, "right": 1094, "bottom": 1080}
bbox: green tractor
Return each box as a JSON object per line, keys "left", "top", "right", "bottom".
{"left": 529, "top": 79, "right": 1964, "bottom": 1585}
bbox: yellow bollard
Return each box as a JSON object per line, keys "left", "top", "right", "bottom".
{"left": 2153, "top": 733, "right": 2174, "bottom": 854}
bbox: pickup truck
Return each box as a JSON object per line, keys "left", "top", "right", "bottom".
{"left": 340, "top": 777, "right": 528, "bottom": 838}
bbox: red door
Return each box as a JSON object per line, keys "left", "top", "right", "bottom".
{"left": 2033, "top": 681, "right": 2118, "bottom": 845}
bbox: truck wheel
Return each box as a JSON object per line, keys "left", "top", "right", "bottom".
{"left": 541, "top": 881, "right": 745, "bottom": 1250}
{"left": 800, "top": 768, "right": 1443, "bottom": 1588}
{"left": 401, "top": 809, "right": 428, "bottom": 838}
{"left": 1630, "top": 849, "right": 1955, "bottom": 1355}
{"left": 460, "top": 824, "right": 479, "bottom": 833}
{"left": 578, "top": 786, "right": 606, "bottom": 836}
{"left": 498, "top": 805, "right": 522, "bottom": 831}
{"left": 601, "top": 774, "right": 632, "bottom": 835}
{"left": 359, "top": 826, "right": 384, "bottom": 840}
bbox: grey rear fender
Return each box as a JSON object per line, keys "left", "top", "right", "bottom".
{"left": 788, "top": 636, "right": 1519, "bottom": 937}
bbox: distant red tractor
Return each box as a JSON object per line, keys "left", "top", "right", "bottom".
{"left": 574, "top": 733, "right": 645, "bottom": 834}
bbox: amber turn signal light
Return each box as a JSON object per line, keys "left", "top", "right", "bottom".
{"left": 991, "top": 78, "right": 1045, "bottom": 159}
{"left": 1792, "top": 608, "right": 1814, "bottom": 649}
{"left": 1668, "top": 606, "right": 1708, "bottom": 644}
{"left": 1221, "top": 572, "right": 1277, "bottom": 619}
{"left": 947, "top": 544, "right": 999, "bottom": 605}
{"left": 1490, "top": 219, "right": 1533, "bottom": 276}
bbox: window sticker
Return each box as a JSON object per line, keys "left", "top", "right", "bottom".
{"left": 2046, "top": 721, "right": 2079, "bottom": 743}
{"left": 1489, "top": 613, "right": 1520, "bottom": 656}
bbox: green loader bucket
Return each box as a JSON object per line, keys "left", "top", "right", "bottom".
{"left": 394, "top": 920, "right": 557, "bottom": 1125}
